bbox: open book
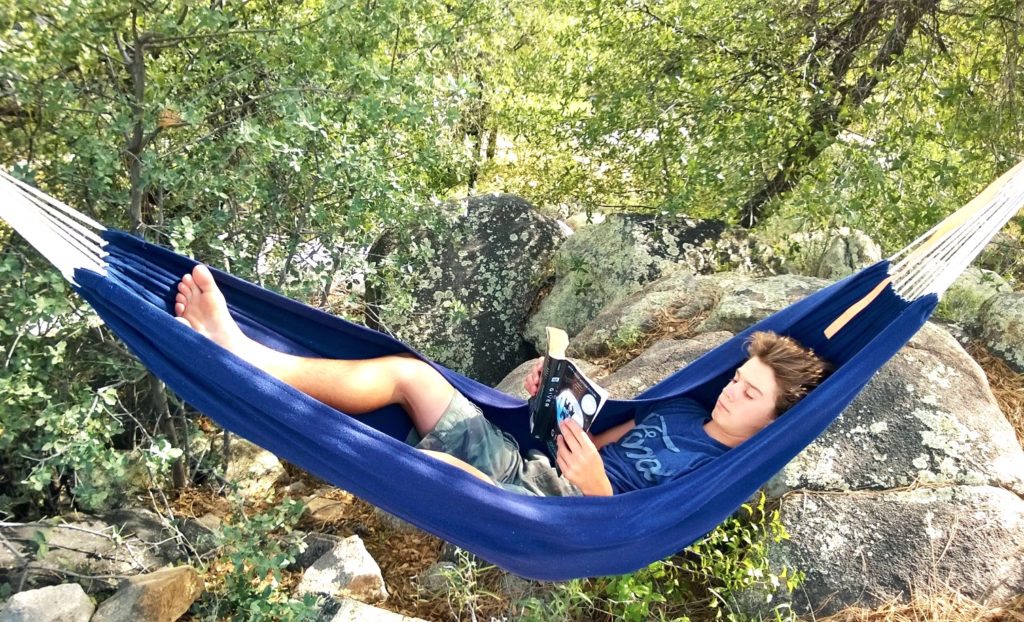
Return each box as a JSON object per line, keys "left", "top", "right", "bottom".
{"left": 529, "top": 327, "right": 609, "bottom": 458}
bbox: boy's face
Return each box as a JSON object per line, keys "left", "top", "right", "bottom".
{"left": 711, "top": 356, "right": 780, "bottom": 441}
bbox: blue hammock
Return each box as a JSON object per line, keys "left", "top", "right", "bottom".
{"left": 2, "top": 163, "right": 1022, "bottom": 580}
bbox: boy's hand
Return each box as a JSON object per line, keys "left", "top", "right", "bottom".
{"left": 556, "top": 419, "right": 613, "bottom": 496}
{"left": 524, "top": 357, "right": 545, "bottom": 397}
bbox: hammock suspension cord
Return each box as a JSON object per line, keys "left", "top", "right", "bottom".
{"left": 888, "top": 159, "right": 1024, "bottom": 300}
{"left": 5, "top": 163, "right": 1024, "bottom": 306}
{"left": 0, "top": 169, "right": 108, "bottom": 282}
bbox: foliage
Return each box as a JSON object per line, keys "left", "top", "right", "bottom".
{"left": 435, "top": 547, "right": 504, "bottom": 621}
{"left": 5, "top": 0, "right": 1024, "bottom": 518}
{"left": 4, "top": 0, "right": 1024, "bottom": 618}
{"left": 192, "top": 498, "right": 319, "bottom": 622}
{"left": 479, "top": 0, "right": 1024, "bottom": 252}
{"left": 0, "top": 0, "right": 499, "bottom": 512}
{"left": 0, "top": 243, "right": 184, "bottom": 516}
{"left": 683, "top": 492, "right": 803, "bottom": 620}
{"left": 517, "top": 578, "right": 595, "bottom": 621}
{"left": 517, "top": 493, "right": 800, "bottom": 621}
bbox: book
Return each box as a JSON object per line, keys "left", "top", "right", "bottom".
{"left": 529, "top": 326, "right": 609, "bottom": 458}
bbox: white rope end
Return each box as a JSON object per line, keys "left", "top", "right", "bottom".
{"left": 0, "top": 170, "right": 108, "bottom": 286}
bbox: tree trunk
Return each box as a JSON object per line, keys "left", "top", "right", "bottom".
{"left": 739, "top": 0, "right": 939, "bottom": 227}
{"left": 122, "top": 20, "right": 187, "bottom": 491}
{"left": 126, "top": 32, "right": 147, "bottom": 235}
{"left": 150, "top": 375, "right": 187, "bottom": 489}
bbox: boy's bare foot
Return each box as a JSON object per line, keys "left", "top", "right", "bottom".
{"left": 174, "top": 265, "right": 248, "bottom": 352}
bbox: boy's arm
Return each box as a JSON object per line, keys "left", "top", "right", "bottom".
{"left": 591, "top": 419, "right": 635, "bottom": 449}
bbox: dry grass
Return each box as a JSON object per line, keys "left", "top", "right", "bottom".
{"left": 592, "top": 302, "right": 715, "bottom": 372}
{"left": 818, "top": 590, "right": 1024, "bottom": 622}
{"left": 966, "top": 341, "right": 1024, "bottom": 450}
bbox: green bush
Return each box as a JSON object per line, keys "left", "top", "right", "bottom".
{"left": 191, "top": 498, "right": 319, "bottom": 622}
{"left": 0, "top": 248, "right": 182, "bottom": 516}
{"left": 517, "top": 493, "right": 801, "bottom": 622}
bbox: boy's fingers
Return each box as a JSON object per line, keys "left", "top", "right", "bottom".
{"left": 556, "top": 451, "right": 568, "bottom": 473}
{"left": 559, "top": 421, "right": 582, "bottom": 451}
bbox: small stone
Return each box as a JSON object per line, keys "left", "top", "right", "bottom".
{"left": 498, "top": 572, "right": 537, "bottom": 600}
{"left": 177, "top": 513, "right": 221, "bottom": 556}
{"left": 291, "top": 532, "right": 343, "bottom": 570}
{"left": 283, "top": 480, "right": 309, "bottom": 496}
{"left": 224, "top": 438, "right": 287, "bottom": 499}
{"left": 417, "top": 561, "right": 457, "bottom": 597}
{"left": 91, "top": 566, "right": 202, "bottom": 622}
{"left": 0, "top": 583, "right": 94, "bottom": 622}
{"left": 326, "top": 598, "right": 430, "bottom": 621}
{"left": 372, "top": 507, "right": 421, "bottom": 534}
{"left": 304, "top": 493, "right": 349, "bottom": 523}
{"left": 298, "top": 535, "right": 388, "bottom": 603}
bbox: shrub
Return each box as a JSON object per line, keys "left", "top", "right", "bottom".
{"left": 191, "top": 498, "right": 319, "bottom": 621}
{"left": 516, "top": 492, "right": 801, "bottom": 622}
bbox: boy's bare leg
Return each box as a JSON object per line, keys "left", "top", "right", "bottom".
{"left": 420, "top": 450, "right": 495, "bottom": 484}
{"left": 174, "top": 265, "right": 455, "bottom": 437}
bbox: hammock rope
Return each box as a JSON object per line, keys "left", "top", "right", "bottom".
{"left": 888, "top": 159, "right": 1024, "bottom": 299}
{"left": 1, "top": 163, "right": 1021, "bottom": 579}
{"left": 0, "top": 170, "right": 108, "bottom": 281}
{"left": 6, "top": 161, "right": 1024, "bottom": 306}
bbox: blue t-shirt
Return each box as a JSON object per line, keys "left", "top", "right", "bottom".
{"left": 600, "top": 397, "right": 730, "bottom": 494}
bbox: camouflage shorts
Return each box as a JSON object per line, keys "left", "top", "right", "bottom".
{"left": 408, "top": 391, "right": 582, "bottom": 497}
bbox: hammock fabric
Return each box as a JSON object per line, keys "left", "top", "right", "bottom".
{"left": 1, "top": 162, "right": 1022, "bottom": 580}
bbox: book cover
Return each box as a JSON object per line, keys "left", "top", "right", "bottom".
{"left": 529, "top": 327, "right": 609, "bottom": 458}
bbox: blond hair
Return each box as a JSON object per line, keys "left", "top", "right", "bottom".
{"left": 747, "top": 331, "right": 831, "bottom": 414}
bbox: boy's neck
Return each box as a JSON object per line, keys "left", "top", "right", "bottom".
{"left": 703, "top": 420, "right": 744, "bottom": 448}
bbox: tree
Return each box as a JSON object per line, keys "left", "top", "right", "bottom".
{"left": 480, "top": 0, "right": 1024, "bottom": 247}
{"left": 0, "top": 0, "right": 498, "bottom": 513}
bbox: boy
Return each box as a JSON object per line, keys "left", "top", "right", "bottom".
{"left": 174, "top": 265, "right": 829, "bottom": 496}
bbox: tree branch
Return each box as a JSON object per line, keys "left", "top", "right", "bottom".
{"left": 739, "top": 0, "right": 939, "bottom": 227}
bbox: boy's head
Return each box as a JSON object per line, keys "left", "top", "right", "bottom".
{"left": 710, "top": 331, "right": 830, "bottom": 444}
{"left": 746, "top": 331, "right": 831, "bottom": 414}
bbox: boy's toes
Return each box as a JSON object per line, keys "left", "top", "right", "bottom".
{"left": 175, "top": 293, "right": 186, "bottom": 305}
{"left": 192, "top": 264, "right": 216, "bottom": 293}
{"left": 175, "top": 302, "right": 185, "bottom": 316}
{"left": 182, "top": 273, "right": 201, "bottom": 298}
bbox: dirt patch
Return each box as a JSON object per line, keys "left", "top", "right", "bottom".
{"left": 591, "top": 302, "right": 716, "bottom": 373}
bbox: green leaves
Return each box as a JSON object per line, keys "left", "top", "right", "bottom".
{"left": 197, "top": 498, "right": 318, "bottom": 621}
{"left": 2, "top": 1, "right": 1023, "bottom": 615}
{"left": 1, "top": 0, "right": 508, "bottom": 517}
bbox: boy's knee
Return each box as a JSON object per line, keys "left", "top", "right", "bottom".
{"left": 390, "top": 356, "right": 449, "bottom": 400}
{"left": 390, "top": 356, "right": 429, "bottom": 386}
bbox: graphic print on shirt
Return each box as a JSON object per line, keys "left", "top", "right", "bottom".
{"left": 619, "top": 414, "right": 680, "bottom": 483}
